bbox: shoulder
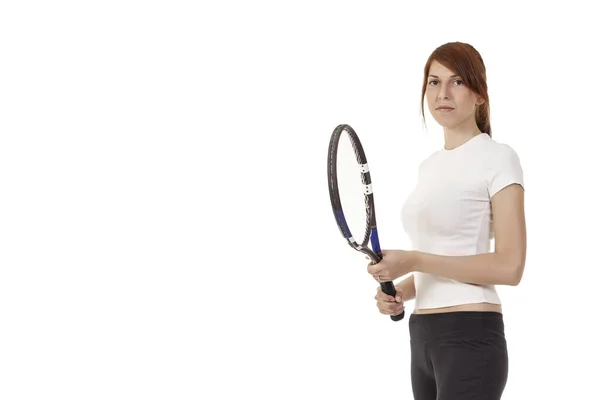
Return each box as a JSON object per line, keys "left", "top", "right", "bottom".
{"left": 468, "top": 133, "right": 519, "bottom": 158}
{"left": 478, "top": 135, "right": 524, "bottom": 196}
{"left": 481, "top": 136, "right": 523, "bottom": 172}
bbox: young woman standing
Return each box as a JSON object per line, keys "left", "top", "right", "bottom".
{"left": 368, "top": 41, "right": 526, "bottom": 399}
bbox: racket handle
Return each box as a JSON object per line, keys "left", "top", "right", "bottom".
{"left": 380, "top": 281, "right": 405, "bottom": 321}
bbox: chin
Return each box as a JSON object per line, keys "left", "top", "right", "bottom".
{"left": 433, "top": 113, "right": 471, "bottom": 130}
{"left": 432, "top": 116, "right": 460, "bottom": 129}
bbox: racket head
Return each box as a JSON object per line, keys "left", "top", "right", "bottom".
{"left": 327, "top": 124, "right": 381, "bottom": 263}
{"left": 327, "top": 124, "right": 405, "bottom": 322}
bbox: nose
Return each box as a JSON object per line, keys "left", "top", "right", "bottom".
{"left": 437, "top": 82, "right": 450, "bottom": 100}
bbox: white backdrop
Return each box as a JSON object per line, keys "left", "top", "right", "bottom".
{"left": 1, "top": 1, "right": 598, "bottom": 399}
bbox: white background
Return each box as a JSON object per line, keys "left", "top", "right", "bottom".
{"left": 1, "top": 1, "right": 598, "bottom": 399}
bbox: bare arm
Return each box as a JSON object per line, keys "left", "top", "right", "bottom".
{"left": 395, "top": 274, "right": 415, "bottom": 301}
{"left": 414, "top": 184, "right": 526, "bottom": 286}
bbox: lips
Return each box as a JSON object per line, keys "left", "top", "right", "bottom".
{"left": 436, "top": 106, "right": 454, "bottom": 110}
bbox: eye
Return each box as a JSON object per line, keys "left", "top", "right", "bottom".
{"left": 454, "top": 79, "right": 464, "bottom": 85}
{"left": 428, "top": 80, "right": 439, "bottom": 86}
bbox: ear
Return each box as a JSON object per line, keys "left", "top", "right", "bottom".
{"left": 476, "top": 96, "right": 485, "bottom": 106}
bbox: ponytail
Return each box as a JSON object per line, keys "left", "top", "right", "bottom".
{"left": 476, "top": 102, "right": 491, "bottom": 137}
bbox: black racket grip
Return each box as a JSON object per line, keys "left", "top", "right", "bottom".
{"left": 380, "top": 281, "right": 405, "bottom": 321}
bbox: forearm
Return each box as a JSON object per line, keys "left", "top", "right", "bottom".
{"left": 413, "top": 251, "right": 523, "bottom": 286}
{"left": 395, "top": 274, "right": 416, "bottom": 301}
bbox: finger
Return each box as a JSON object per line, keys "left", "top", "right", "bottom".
{"left": 387, "top": 300, "right": 404, "bottom": 313}
{"left": 377, "top": 301, "right": 394, "bottom": 314}
{"left": 366, "top": 264, "right": 379, "bottom": 275}
{"left": 375, "top": 288, "right": 390, "bottom": 301}
{"left": 375, "top": 299, "right": 397, "bottom": 311}
{"left": 379, "top": 302, "right": 404, "bottom": 315}
{"left": 376, "top": 293, "right": 403, "bottom": 307}
{"left": 375, "top": 289, "right": 395, "bottom": 302}
{"left": 394, "top": 289, "right": 404, "bottom": 301}
{"left": 375, "top": 294, "right": 395, "bottom": 302}
{"left": 377, "top": 294, "right": 396, "bottom": 303}
{"left": 392, "top": 305, "right": 405, "bottom": 315}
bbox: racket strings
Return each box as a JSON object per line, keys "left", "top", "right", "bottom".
{"left": 344, "top": 130, "right": 372, "bottom": 247}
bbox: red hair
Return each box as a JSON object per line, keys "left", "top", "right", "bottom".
{"left": 421, "top": 42, "right": 492, "bottom": 137}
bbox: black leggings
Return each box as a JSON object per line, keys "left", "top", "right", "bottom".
{"left": 409, "top": 311, "right": 509, "bottom": 400}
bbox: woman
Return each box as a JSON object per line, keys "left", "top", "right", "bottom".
{"left": 367, "top": 42, "right": 526, "bottom": 399}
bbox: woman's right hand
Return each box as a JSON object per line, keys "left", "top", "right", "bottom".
{"left": 374, "top": 286, "right": 404, "bottom": 316}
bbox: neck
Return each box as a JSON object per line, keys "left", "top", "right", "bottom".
{"left": 443, "top": 119, "right": 482, "bottom": 150}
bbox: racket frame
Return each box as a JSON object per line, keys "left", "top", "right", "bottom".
{"left": 327, "top": 123, "right": 405, "bottom": 322}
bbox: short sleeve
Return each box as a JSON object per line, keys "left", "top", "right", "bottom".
{"left": 486, "top": 144, "right": 524, "bottom": 198}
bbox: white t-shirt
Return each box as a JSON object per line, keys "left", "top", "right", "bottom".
{"left": 401, "top": 133, "right": 524, "bottom": 310}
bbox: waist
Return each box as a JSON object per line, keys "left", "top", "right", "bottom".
{"left": 413, "top": 271, "right": 501, "bottom": 310}
{"left": 414, "top": 302, "right": 502, "bottom": 314}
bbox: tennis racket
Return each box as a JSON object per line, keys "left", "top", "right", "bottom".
{"left": 327, "top": 123, "right": 405, "bottom": 322}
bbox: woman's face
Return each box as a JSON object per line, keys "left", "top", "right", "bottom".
{"left": 425, "top": 60, "right": 482, "bottom": 130}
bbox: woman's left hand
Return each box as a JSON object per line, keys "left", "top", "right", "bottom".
{"left": 367, "top": 250, "right": 418, "bottom": 283}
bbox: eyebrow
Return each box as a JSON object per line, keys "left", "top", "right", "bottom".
{"left": 428, "top": 74, "right": 460, "bottom": 78}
